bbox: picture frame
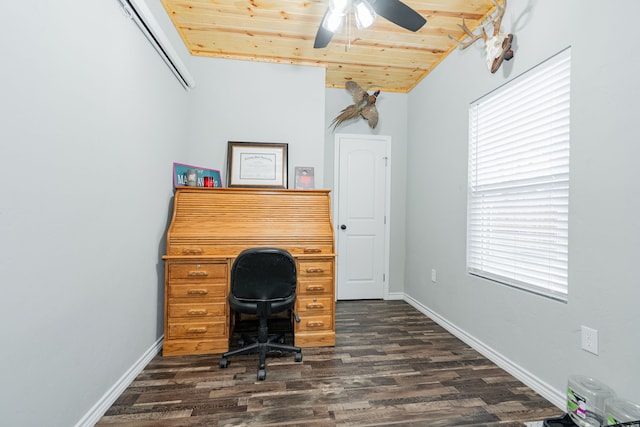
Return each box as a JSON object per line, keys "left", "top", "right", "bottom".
{"left": 226, "top": 141, "right": 288, "bottom": 188}
{"left": 294, "top": 166, "right": 315, "bottom": 190}
{"left": 173, "top": 162, "right": 222, "bottom": 188}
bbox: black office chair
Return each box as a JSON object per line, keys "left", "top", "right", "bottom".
{"left": 219, "top": 247, "right": 302, "bottom": 380}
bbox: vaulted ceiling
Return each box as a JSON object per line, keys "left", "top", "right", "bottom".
{"left": 160, "top": 0, "right": 500, "bottom": 93}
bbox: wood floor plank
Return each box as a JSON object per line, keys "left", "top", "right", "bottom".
{"left": 97, "top": 300, "right": 561, "bottom": 426}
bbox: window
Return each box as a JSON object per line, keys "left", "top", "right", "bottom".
{"left": 467, "top": 48, "right": 571, "bottom": 301}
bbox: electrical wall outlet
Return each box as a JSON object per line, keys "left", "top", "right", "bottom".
{"left": 431, "top": 269, "right": 437, "bottom": 283}
{"left": 581, "top": 326, "right": 599, "bottom": 355}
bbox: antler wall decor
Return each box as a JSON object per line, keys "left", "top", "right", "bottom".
{"left": 331, "top": 81, "right": 380, "bottom": 131}
{"left": 449, "top": 0, "right": 514, "bottom": 73}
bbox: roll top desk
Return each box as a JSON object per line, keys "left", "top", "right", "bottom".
{"left": 162, "top": 187, "right": 336, "bottom": 356}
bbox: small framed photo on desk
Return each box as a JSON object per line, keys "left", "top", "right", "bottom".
{"left": 294, "top": 167, "right": 315, "bottom": 190}
{"left": 226, "top": 141, "right": 288, "bottom": 188}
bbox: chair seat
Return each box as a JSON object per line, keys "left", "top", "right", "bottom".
{"left": 229, "top": 294, "right": 296, "bottom": 316}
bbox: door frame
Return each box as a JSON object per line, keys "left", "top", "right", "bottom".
{"left": 333, "top": 133, "right": 392, "bottom": 299}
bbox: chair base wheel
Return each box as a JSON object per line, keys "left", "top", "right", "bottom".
{"left": 294, "top": 352, "right": 302, "bottom": 362}
{"left": 219, "top": 358, "right": 229, "bottom": 368}
{"left": 257, "top": 369, "right": 266, "bottom": 381}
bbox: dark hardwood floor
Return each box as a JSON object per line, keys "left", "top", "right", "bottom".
{"left": 97, "top": 300, "right": 562, "bottom": 426}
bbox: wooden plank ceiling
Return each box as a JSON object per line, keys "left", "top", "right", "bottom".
{"left": 161, "top": 0, "right": 499, "bottom": 93}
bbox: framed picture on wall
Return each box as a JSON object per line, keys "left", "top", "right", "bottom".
{"left": 226, "top": 141, "right": 288, "bottom": 188}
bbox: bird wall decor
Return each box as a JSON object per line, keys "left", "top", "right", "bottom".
{"left": 331, "top": 81, "right": 380, "bottom": 131}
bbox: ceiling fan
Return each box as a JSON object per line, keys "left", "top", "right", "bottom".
{"left": 313, "top": 0, "right": 426, "bottom": 49}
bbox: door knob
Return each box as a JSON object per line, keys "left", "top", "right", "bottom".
{"left": 340, "top": 224, "right": 347, "bottom": 230}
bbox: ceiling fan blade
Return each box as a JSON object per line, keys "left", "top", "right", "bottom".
{"left": 371, "top": 0, "right": 426, "bottom": 32}
{"left": 313, "top": 9, "right": 334, "bottom": 48}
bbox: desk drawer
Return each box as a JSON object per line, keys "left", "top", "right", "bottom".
{"left": 285, "top": 245, "right": 334, "bottom": 255}
{"left": 168, "top": 263, "right": 227, "bottom": 281}
{"left": 167, "top": 321, "right": 226, "bottom": 339}
{"left": 298, "top": 259, "right": 334, "bottom": 278}
{"left": 168, "top": 283, "right": 226, "bottom": 299}
{"left": 299, "top": 279, "right": 333, "bottom": 295}
{"left": 168, "top": 302, "right": 226, "bottom": 319}
{"left": 296, "top": 297, "right": 333, "bottom": 315}
{"left": 296, "top": 315, "right": 333, "bottom": 332}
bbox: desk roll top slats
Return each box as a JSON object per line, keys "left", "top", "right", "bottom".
{"left": 163, "top": 188, "right": 336, "bottom": 356}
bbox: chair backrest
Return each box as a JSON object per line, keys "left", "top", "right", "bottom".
{"left": 230, "top": 247, "right": 297, "bottom": 302}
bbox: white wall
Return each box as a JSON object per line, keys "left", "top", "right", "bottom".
{"left": 324, "top": 88, "right": 408, "bottom": 294}
{"left": 406, "top": 0, "right": 640, "bottom": 406}
{"left": 185, "top": 57, "right": 326, "bottom": 187}
{"left": 0, "top": 1, "right": 191, "bottom": 426}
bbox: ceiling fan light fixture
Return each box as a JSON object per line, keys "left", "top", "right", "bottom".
{"left": 354, "top": 0, "right": 376, "bottom": 29}
{"left": 322, "top": 8, "right": 344, "bottom": 33}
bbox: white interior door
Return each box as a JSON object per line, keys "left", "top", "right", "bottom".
{"left": 335, "top": 134, "right": 390, "bottom": 300}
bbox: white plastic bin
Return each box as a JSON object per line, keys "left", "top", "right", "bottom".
{"left": 567, "top": 375, "right": 616, "bottom": 427}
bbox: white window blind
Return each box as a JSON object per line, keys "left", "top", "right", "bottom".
{"left": 467, "top": 48, "right": 571, "bottom": 301}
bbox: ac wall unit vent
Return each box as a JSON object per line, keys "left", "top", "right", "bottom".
{"left": 117, "top": 0, "right": 195, "bottom": 90}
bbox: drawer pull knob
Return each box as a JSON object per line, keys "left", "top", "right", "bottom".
{"left": 187, "top": 327, "right": 207, "bottom": 333}
{"left": 187, "top": 289, "right": 209, "bottom": 295}
{"left": 182, "top": 248, "right": 203, "bottom": 255}
{"left": 303, "top": 248, "right": 322, "bottom": 253}
{"left": 306, "top": 303, "right": 324, "bottom": 309}
{"left": 306, "top": 286, "right": 324, "bottom": 292}
{"left": 306, "top": 268, "right": 324, "bottom": 274}
{"left": 187, "top": 309, "right": 208, "bottom": 315}
{"left": 307, "top": 321, "right": 324, "bottom": 328}
{"left": 188, "top": 271, "right": 209, "bottom": 277}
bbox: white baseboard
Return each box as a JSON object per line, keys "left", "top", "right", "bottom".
{"left": 386, "top": 291, "right": 405, "bottom": 300}
{"left": 402, "top": 294, "right": 565, "bottom": 410}
{"left": 74, "top": 336, "right": 163, "bottom": 427}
